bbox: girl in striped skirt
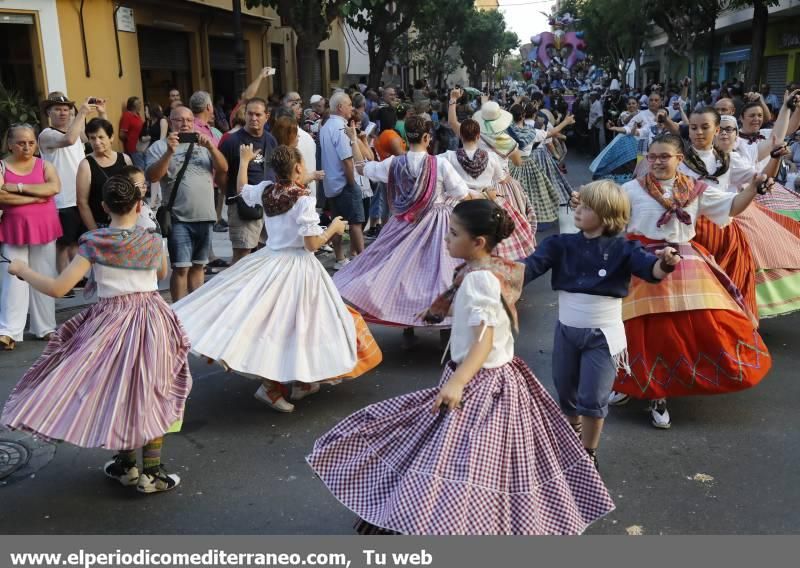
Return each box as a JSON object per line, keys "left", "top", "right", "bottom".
{"left": 2, "top": 175, "right": 191, "bottom": 494}
{"left": 308, "top": 200, "right": 614, "bottom": 535}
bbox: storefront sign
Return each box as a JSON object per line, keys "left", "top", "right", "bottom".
{"left": 780, "top": 33, "right": 800, "bottom": 50}
{"left": 115, "top": 7, "right": 136, "bottom": 33}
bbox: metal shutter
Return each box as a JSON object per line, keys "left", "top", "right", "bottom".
{"left": 138, "top": 28, "right": 190, "bottom": 71}
{"left": 766, "top": 55, "right": 789, "bottom": 92}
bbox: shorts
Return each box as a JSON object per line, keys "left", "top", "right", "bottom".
{"left": 167, "top": 219, "right": 213, "bottom": 268}
{"left": 329, "top": 182, "right": 366, "bottom": 224}
{"left": 57, "top": 206, "right": 84, "bottom": 246}
{"left": 227, "top": 202, "right": 264, "bottom": 250}
{"left": 551, "top": 322, "right": 617, "bottom": 419}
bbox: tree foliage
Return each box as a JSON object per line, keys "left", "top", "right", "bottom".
{"left": 343, "top": 0, "right": 425, "bottom": 89}
{"left": 576, "top": 0, "right": 650, "bottom": 83}
{"left": 245, "top": 0, "right": 347, "bottom": 98}
{"left": 409, "top": 0, "right": 475, "bottom": 89}
{"left": 457, "top": 9, "right": 517, "bottom": 88}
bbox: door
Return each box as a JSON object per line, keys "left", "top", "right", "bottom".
{"left": 138, "top": 27, "right": 192, "bottom": 109}
{"left": 270, "top": 43, "right": 284, "bottom": 96}
{"left": 0, "top": 13, "right": 45, "bottom": 132}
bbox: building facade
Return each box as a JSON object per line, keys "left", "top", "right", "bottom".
{"left": 0, "top": 0, "right": 348, "bottom": 142}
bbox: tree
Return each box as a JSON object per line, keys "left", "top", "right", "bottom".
{"left": 344, "top": 0, "right": 425, "bottom": 89}
{"left": 245, "top": 0, "right": 347, "bottom": 99}
{"left": 457, "top": 9, "right": 513, "bottom": 88}
{"left": 409, "top": 0, "right": 474, "bottom": 89}
{"left": 728, "top": 0, "right": 780, "bottom": 88}
{"left": 648, "top": 0, "right": 721, "bottom": 98}
{"left": 576, "top": 0, "right": 650, "bottom": 87}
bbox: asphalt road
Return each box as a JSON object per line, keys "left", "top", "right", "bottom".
{"left": 1, "top": 150, "right": 798, "bottom": 535}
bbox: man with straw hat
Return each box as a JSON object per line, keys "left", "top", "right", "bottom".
{"left": 38, "top": 92, "right": 107, "bottom": 279}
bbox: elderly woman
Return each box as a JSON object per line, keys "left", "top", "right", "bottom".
{"left": 0, "top": 124, "right": 62, "bottom": 350}
{"left": 76, "top": 118, "right": 133, "bottom": 230}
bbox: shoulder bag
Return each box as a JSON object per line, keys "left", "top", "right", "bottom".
{"left": 156, "top": 142, "right": 194, "bottom": 238}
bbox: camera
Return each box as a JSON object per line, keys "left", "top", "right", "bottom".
{"left": 177, "top": 132, "right": 199, "bottom": 144}
{"left": 88, "top": 98, "right": 99, "bottom": 105}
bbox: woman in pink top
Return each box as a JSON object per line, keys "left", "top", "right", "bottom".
{"left": 0, "top": 124, "right": 62, "bottom": 350}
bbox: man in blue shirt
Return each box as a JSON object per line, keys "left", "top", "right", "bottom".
{"left": 320, "top": 91, "right": 365, "bottom": 269}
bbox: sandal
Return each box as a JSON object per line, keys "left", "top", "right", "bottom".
{"left": 39, "top": 332, "right": 55, "bottom": 341}
{"left": 0, "top": 335, "right": 16, "bottom": 351}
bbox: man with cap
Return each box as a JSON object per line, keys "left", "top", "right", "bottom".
{"left": 38, "top": 92, "right": 107, "bottom": 278}
{"left": 304, "top": 95, "right": 326, "bottom": 139}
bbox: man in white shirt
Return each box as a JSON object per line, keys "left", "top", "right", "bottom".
{"left": 622, "top": 92, "right": 665, "bottom": 151}
{"left": 38, "top": 92, "right": 106, "bottom": 274}
{"left": 281, "top": 91, "right": 321, "bottom": 197}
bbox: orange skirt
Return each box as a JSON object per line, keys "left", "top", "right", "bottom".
{"left": 329, "top": 306, "right": 383, "bottom": 381}
{"left": 614, "top": 236, "right": 770, "bottom": 399}
{"left": 615, "top": 310, "right": 770, "bottom": 399}
{"left": 692, "top": 215, "right": 758, "bottom": 318}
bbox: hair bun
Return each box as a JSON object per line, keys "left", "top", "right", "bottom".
{"left": 494, "top": 207, "right": 515, "bottom": 243}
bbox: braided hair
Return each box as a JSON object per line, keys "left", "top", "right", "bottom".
{"left": 101, "top": 175, "right": 140, "bottom": 215}
{"left": 270, "top": 145, "right": 304, "bottom": 184}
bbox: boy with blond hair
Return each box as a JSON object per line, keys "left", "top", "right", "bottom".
{"left": 520, "top": 180, "right": 681, "bottom": 469}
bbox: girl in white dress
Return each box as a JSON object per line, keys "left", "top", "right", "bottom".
{"left": 172, "top": 145, "right": 381, "bottom": 413}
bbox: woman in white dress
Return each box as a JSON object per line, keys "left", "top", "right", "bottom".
{"left": 173, "top": 145, "right": 381, "bottom": 413}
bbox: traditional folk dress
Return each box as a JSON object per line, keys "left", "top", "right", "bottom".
{"left": 441, "top": 147, "right": 535, "bottom": 259}
{"left": 1, "top": 227, "right": 192, "bottom": 450}
{"left": 685, "top": 146, "right": 800, "bottom": 319}
{"left": 333, "top": 151, "right": 469, "bottom": 327}
{"left": 613, "top": 174, "right": 771, "bottom": 400}
{"left": 525, "top": 119, "right": 575, "bottom": 206}
{"left": 478, "top": 131, "right": 539, "bottom": 228}
{"left": 507, "top": 123, "right": 564, "bottom": 223}
{"left": 172, "top": 181, "right": 381, "bottom": 383}
{"left": 737, "top": 130, "right": 800, "bottom": 220}
{"left": 308, "top": 259, "right": 615, "bottom": 535}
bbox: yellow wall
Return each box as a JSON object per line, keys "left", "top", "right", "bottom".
{"left": 764, "top": 18, "right": 800, "bottom": 85}
{"left": 56, "top": 0, "right": 143, "bottom": 142}
{"left": 54, "top": 0, "right": 348, "bottom": 134}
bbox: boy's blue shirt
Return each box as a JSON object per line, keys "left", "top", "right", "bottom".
{"left": 520, "top": 232, "right": 661, "bottom": 298}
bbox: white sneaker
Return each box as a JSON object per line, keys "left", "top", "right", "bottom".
{"left": 649, "top": 399, "right": 671, "bottom": 429}
{"left": 254, "top": 384, "right": 295, "bottom": 413}
{"left": 136, "top": 466, "right": 180, "bottom": 494}
{"left": 320, "top": 245, "right": 334, "bottom": 253}
{"left": 333, "top": 258, "right": 351, "bottom": 270}
{"left": 290, "top": 382, "right": 321, "bottom": 401}
{"left": 104, "top": 457, "right": 139, "bottom": 487}
{"left": 608, "top": 391, "right": 631, "bottom": 406}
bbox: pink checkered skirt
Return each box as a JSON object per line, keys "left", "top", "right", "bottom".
{"left": 493, "top": 193, "right": 536, "bottom": 260}
{"left": 307, "top": 357, "right": 615, "bottom": 535}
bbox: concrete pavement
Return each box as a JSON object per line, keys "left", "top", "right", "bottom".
{"left": 1, "top": 151, "right": 798, "bottom": 534}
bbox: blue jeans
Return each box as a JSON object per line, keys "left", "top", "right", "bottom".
{"left": 167, "top": 220, "right": 213, "bottom": 268}
{"left": 369, "top": 182, "right": 389, "bottom": 220}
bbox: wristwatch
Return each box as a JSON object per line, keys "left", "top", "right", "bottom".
{"left": 16, "top": 182, "right": 23, "bottom": 193}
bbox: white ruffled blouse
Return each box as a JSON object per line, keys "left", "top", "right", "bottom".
{"left": 622, "top": 177, "right": 735, "bottom": 244}
{"left": 241, "top": 181, "right": 323, "bottom": 251}
{"left": 450, "top": 270, "right": 513, "bottom": 368}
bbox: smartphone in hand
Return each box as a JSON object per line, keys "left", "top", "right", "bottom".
{"left": 177, "top": 132, "right": 200, "bottom": 144}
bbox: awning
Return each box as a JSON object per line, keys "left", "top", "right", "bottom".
{"left": 719, "top": 48, "right": 751, "bottom": 64}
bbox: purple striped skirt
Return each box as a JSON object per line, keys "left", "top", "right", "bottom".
{"left": 307, "top": 357, "right": 615, "bottom": 535}
{"left": 333, "top": 202, "right": 459, "bottom": 327}
{"left": 1, "top": 292, "right": 192, "bottom": 450}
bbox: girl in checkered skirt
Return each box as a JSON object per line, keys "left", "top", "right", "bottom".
{"left": 307, "top": 200, "right": 615, "bottom": 535}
